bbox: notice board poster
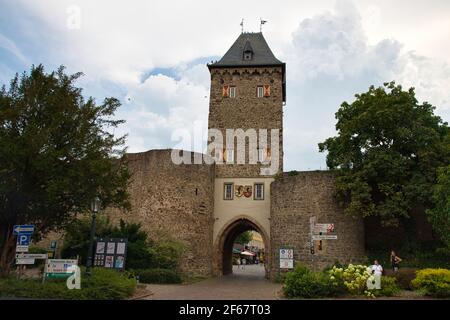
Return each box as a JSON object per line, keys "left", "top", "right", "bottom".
{"left": 93, "top": 238, "right": 127, "bottom": 270}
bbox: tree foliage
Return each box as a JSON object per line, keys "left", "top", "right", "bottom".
{"left": 234, "top": 231, "right": 253, "bottom": 245}
{"left": 0, "top": 65, "right": 130, "bottom": 275}
{"left": 61, "top": 217, "right": 184, "bottom": 270}
{"left": 427, "top": 165, "right": 450, "bottom": 248}
{"left": 319, "top": 82, "right": 450, "bottom": 226}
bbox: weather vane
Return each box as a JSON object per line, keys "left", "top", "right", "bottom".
{"left": 260, "top": 18, "right": 267, "bottom": 32}
{"left": 240, "top": 18, "right": 244, "bottom": 33}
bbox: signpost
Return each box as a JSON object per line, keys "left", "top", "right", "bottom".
{"left": 16, "top": 253, "right": 48, "bottom": 260}
{"left": 45, "top": 259, "right": 78, "bottom": 279}
{"left": 312, "top": 235, "right": 338, "bottom": 240}
{"left": 279, "top": 248, "right": 294, "bottom": 269}
{"left": 313, "top": 223, "right": 335, "bottom": 234}
{"left": 13, "top": 225, "right": 36, "bottom": 278}
{"left": 16, "top": 258, "right": 35, "bottom": 265}
{"left": 13, "top": 225, "right": 34, "bottom": 235}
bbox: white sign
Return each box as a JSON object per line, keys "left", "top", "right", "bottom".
{"left": 16, "top": 258, "right": 35, "bottom": 265}
{"left": 46, "top": 259, "right": 78, "bottom": 274}
{"left": 280, "top": 259, "right": 294, "bottom": 269}
{"left": 279, "top": 249, "right": 293, "bottom": 259}
{"left": 313, "top": 223, "right": 335, "bottom": 234}
{"left": 15, "top": 245, "right": 29, "bottom": 253}
{"left": 16, "top": 253, "right": 47, "bottom": 259}
{"left": 312, "top": 235, "right": 338, "bottom": 240}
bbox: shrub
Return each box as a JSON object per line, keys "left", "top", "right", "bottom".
{"left": 149, "top": 240, "right": 184, "bottom": 270}
{"left": 411, "top": 268, "right": 450, "bottom": 298}
{"left": 371, "top": 276, "right": 400, "bottom": 297}
{"left": 0, "top": 267, "right": 136, "bottom": 300}
{"left": 283, "top": 265, "right": 331, "bottom": 299}
{"left": 328, "top": 264, "right": 372, "bottom": 296}
{"left": 137, "top": 268, "right": 182, "bottom": 284}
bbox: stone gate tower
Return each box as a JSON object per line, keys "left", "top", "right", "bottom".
{"left": 207, "top": 32, "right": 286, "bottom": 276}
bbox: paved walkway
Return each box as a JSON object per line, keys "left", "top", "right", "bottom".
{"left": 141, "top": 264, "right": 282, "bottom": 300}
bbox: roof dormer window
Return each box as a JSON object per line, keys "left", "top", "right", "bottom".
{"left": 243, "top": 40, "right": 253, "bottom": 61}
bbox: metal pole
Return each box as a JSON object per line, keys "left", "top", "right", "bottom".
{"left": 85, "top": 211, "right": 96, "bottom": 276}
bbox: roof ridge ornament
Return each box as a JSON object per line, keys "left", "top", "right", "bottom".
{"left": 240, "top": 18, "right": 244, "bottom": 34}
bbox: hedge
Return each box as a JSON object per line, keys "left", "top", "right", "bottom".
{"left": 136, "top": 268, "right": 182, "bottom": 284}
{"left": 0, "top": 268, "right": 136, "bottom": 300}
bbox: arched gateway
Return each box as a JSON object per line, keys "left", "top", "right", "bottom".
{"left": 107, "top": 32, "right": 366, "bottom": 281}
{"left": 214, "top": 216, "right": 270, "bottom": 277}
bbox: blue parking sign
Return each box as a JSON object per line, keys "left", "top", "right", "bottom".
{"left": 17, "top": 233, "right": 31, "bottom": 246}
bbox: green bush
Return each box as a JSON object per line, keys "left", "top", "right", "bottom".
{"left": 137, "top": 268, "right": 182, "bottom": 284}
{"left": 411, "top": 268, "right": 450, "bottom": 298}
{"left": 0, "top": 267, "right": 136, "bottom": 300}
{"left": 149, "top": 240, "right": 184, "bottom": 270}
{"left": 283, "top": 265, "right": 332, "bottom": 299}
{"left": 371, "top": 276, "right": 400, "bottom": 297}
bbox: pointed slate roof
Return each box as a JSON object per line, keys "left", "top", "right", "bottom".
{"left": 209, "top": 32, "right": 284, "bottom": 67}
{"left": 207, "top": 32, "right": 286, "bottom": 102}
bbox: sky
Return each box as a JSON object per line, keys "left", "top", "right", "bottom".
{"left": 1, "top": 0, "right": 449, "bottom": 171}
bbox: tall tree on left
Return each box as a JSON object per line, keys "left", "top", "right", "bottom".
{"left": 0, "top": 65, "right": 131, "bottom": 277}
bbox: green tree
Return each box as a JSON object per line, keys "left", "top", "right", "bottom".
{"left": 427, "top": 165, "right": 450, "bottom": 248}
{"left": 0, "top": 65, "right": 130, "bottom": 276}
{"left": 319, "top": 82, "right": 450, "bottom": 226}
{"left": 234, "top": 231, "right": 253, "bottom": 245}
{"left": 61, "top": 217, "right": 153, "bottom": 269}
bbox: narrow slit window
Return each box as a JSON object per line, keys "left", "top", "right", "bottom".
{"left": 254, "top": 183, "right": 264, "bottom": 200}
{"left": 224, "top": 183, "right": 234, "bottom": 200}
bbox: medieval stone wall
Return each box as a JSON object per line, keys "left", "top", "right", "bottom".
{"left": 269, "top": 171, "right": 365, "bottom": 279}
{"left": 208, "top": 67, "right": 284, "bottom": 178}
{"left": 106, "top": 149, "right": 215, "bottom": 276}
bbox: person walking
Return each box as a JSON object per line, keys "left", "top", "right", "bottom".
{"left": 242, "top": 257, "right": 246, "bottom": 270}
{"left": 390, "top": 251, "right": 402, "bottom": 272}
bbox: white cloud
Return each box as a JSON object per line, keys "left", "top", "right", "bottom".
{"left": 2, "top": 0, "right": 450, "bottom": 170}
{"left": 282, "top": 0, "right": 450, "bottom": 170}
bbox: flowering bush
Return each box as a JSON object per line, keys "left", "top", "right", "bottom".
{"left": 411, "top": 268, "right": 450, "bottom": 298}
{"left": 328, "top": 264, "right": 374, "bottom": 297}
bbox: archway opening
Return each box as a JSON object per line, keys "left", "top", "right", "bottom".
{"left": 219, "top": 218, "right": 269, "bottom": 278}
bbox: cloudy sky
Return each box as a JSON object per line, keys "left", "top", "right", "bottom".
{"left": 1, "top": 0, "right": 449, "bottom": 170}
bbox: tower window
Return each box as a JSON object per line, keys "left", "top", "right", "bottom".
{"left": 223, "top": 85, "right": 229, "bottom": 97}
{"left": 223, "top": 85, "right": 236, "bottom": 98}
{"left": 254, "top": 183, "right": 264, "bottom": 200}
{"left": 229, "top": 86, "right": 236, "bottom": 98}
{"left": 258, "top": 148, "right": 271, "bottom": 163}
{"left": 224, "top": 148, "right": 234, "bottom": 163}
{"left": 224, "top": 183, "right": 234, "bottom": 200}
{"left": 257, "top": 86, "right": 264, "bottom": 98}
{"left": 257, "top": 85, "right": 271, "bottom": 98}
{"left": 244, "top": 52, "right": 252, "bottom": 60}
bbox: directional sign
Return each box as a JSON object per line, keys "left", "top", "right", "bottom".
{"left": 15, "top": 245, "right": 29, "bottom": 253}
{"left": 312, "top": 235, "right": 338, "bottom": 240}
{"left": 313, "top": 223, "right": 335, "bottom": 234}
{"left": 16, "top": 258, "right": 35, "bottom": 265}
{"left": 45, "top": 259, "right": 78, "bottom": 279}
{"left": 13, "top": 225, "right": 35, "bottom": 235}
{"left": 16, "top": 253, "right": 47, "bottom": 259}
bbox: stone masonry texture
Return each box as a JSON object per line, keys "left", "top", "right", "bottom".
{"left": 106, "top": 149, "right": 215, "bottom": 276}
{"left": 269, "top": 171, "right": 365, "bottom": 279}
{"left": 208, "top": 67, "right": 284, "bottom": 178}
